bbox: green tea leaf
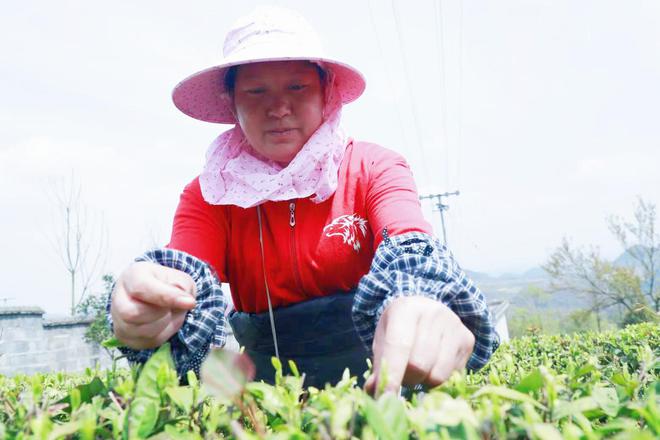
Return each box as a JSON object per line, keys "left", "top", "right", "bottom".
{"left": 127, "top": 397, "right": 158, "bottom": 439}
{"left": 288, "top": 359, "right": 300, "bottom": 378}
{"left": 46, "top": 420, "right": 82, "bottom": 440}
{"left": 530, "top": 423, "right": 563, "bottom": 440}
{"left": 272, "top": 356, "right": 284, "bottom": 385}
{"left": 246, "top": 382, "right": 288, "bottom": 416}
{"left": 515, "top": 369, "right": 544, "bottom": 394}
{"left": 135, "top": 343, "right": 176, "bottom": 401}
{"left": 595, "top": 418, "right": 640, "bottom": 435}
{"left": 148, "top": 425, "right": 203, "bottom": 440}
{"left": 473, "top": 385, "right": 546, "bottom": 410}
{"left": 69, "top": 389, "right": 81, "bottom": 412}
{"left": 78, "top": 406, "right": 97, "bottom": 440}
{"left": 592, "top": 386, "right": 619, "bottom": 417}
{"left": 382, "top": 393, "right": 409, "bottom": 440}
{"left": 364, "top": 393, "right": 409, "bottom": 440}
{"left": 156, "top": 361, "right": 178, "bottom": 393}
{"left": 575, "top": 363, "right": 597, "bottom": 378}
{"left": 186, "top": 370, "right": 198, "bottom": 388}
{"left": 554, "top": 397, "right": 598, "bottom": 420}
{"left": 166, "top": 386, "right": 194, "bottom": 413}
{"left": 416, "top": 394, "right": 478, "bottom": 427}
{"left": 56, "top": 377, "right": 108, "bottom": 413}
{"left": 102, "top": 337, "right": 124, "bottom": 348}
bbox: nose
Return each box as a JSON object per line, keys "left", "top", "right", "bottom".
{"left": 266, "top": 95, "right": 292, "bottom": 119}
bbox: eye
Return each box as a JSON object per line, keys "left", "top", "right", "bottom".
{"left": 246, "top": 87, "right": 266, "bottom": 95}
{"left": 289, "top": 84, "right": 308, "bottom": 91}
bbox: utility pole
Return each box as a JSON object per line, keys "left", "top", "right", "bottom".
{"left": 419, "top": 191, "right": 460, "bottom": 246}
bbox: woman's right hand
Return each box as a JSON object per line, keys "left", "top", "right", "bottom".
{"left": 110, "top": 261, "right": 197, "bottom": 350}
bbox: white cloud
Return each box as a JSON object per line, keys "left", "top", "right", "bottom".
{"left": 575, "top": 151, "right": 660, "bottom": 183}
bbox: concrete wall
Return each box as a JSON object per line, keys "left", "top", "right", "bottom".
{"left": 0, "top": 307, "right": 117, "bottom": 376}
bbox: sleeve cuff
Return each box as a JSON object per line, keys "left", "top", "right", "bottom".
{"left": 106, "top": 248, "right": 228, "bottom": 377}
{"left": 352, "top": 229, "right": 498, "bottom": 370}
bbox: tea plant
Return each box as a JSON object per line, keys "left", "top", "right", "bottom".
{"left": 0, "top": 323, "right": 658, "bottom": 439}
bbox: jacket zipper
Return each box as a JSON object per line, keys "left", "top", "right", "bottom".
{"left": 289, "top": 201, "right": 304, "bottom": 293}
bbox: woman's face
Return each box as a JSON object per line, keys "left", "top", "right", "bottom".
{"left": 232, "top": 61, "right": 325, "bottom": 164}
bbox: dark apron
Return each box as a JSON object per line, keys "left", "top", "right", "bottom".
{"left": 228, "top": 292, "right": 370, "bottom": 389}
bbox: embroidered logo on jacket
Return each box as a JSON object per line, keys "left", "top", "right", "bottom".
{"left": 323, "top": 214, "right": 368, "bottom": 252}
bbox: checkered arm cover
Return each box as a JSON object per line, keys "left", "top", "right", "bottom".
{"left": 352, "top": 230, "right": 499, "bottom": 370}
{"left": 106, "top": 248, "right": 227, "bottom": 378}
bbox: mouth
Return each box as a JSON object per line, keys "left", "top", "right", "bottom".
{"left": 266, "top": 128, "right": 297, "bottom": 138}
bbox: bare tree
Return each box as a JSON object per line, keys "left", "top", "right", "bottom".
{"left": 607, "top": 198, "right": 660, "bottom": 312}
{"left": 48, "top": 174, "right": 109, "bottom": 315}
{"left": 543, "top": 198, "right": 659, "bottom": 328}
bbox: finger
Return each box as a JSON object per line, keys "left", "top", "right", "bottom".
{"left": 113, "top": 294, "right": 170, "bottom": 325}
{"left": 154, "top": 265, "right": 198, "bottom": 299}
{"left": 426, "top": 320, "right": 469, "bottom": 387}
{"left": 403, "top": 308, "right": 442, "bottom": 386}
{"left": 364, "top": 374, "right": 376, "bottom": 395}
{"left": 455, "top": 325, "right": 476, "bottom": 368}
{"left": 367, "top": 319, "right": 385, "bottom": 396}
{"left": 122, "top": 310, "right": 186, "bottom": 348}
{"left": 373, "top": 302, "right": 417, "bottom": 396}
{"left": 151, "top": 309, "right": 188, "bottom": 346}
{"left": 127, "top": 273, "right": 195, "bottom": 310}
{"left": 118, "top": 311, "right": 172, "bottom": 345}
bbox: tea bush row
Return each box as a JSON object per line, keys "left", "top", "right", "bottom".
{"left": 0, "top": 323, "right": 658, "bottom": 439}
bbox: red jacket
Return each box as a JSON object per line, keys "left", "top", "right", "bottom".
{"left": 167, "top": 141, "right": 432, "bottom": 313}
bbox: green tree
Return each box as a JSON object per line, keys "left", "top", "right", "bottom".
{"left": 563, "top": 309, "right": 601, "bottom": 334}
{"left": 75, "top": 273, "right": 115, "bottom": 357}
{"left": 508, "top": 285, "right": 562, "bottom": 337}
{"left": 543, "top": 198, "right": 659, "bottom": 329}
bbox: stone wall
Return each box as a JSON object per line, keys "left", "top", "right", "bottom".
{"left": 0, "top": 307, "right": 118, "bottom": 376}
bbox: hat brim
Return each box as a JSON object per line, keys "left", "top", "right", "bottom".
{"left": 172, "top": 57, "right": 366, "bottom": 124}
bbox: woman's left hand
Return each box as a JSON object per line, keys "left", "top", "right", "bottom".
{"left": 365, "top": 296, "right": 475, "bottom": 396}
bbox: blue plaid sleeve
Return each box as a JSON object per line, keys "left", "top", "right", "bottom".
{"left": 352, "top": 229, "right": 498, "bottom": 370}
{"left": 106, "top": 248, "right": 227, "bottom": 378}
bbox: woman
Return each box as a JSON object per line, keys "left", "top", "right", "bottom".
{"left": 108, "top": 6, "right": 497, "bottom": 393}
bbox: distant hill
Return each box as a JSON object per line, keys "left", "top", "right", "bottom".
{"left": 613, "top": 245, "right": 660, "bottom": 271}
{"left": 466, "top": 245, "right": 659, "bottom": 314}
{"left": 465, "top": 266, "right": 549, "bottom": 286}
{"left": 522, "top": 266, "right": 548, "bottom": 279}
{"left": 464, "top": 269, "right": 495, "bottom": 282}
{"left": 466, "top": 266, "right": 584, "bottom": 311}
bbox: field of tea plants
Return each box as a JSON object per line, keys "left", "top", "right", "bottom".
{"left": 0, "top": 323, "right": 658, "bottom": 439}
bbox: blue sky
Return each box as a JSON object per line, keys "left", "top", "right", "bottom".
{"left": 1, "top": 0, "right": 659, "bottom": 314}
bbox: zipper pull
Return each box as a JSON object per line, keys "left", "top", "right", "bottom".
{"left": 289, "top": 202, "right": 296, "bottom": 227}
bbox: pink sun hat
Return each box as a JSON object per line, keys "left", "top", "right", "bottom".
{"left": 172, "top": 6, "right": 366, "bottom": 124}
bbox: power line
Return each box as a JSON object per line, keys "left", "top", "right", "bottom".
{"left": 366, "top": 0, "right": 408, "bottom": 150}
{"left": 433, "top": 0, "right": 451, "bottom": 190}
{"left": 454, "top": 0, "right": 466, "bottom": 253}
{"left": 457, "top": 0, "right": 465, "bottom": 192}
{"left": 390, "top": 0, "right": 431, "bottom": 183}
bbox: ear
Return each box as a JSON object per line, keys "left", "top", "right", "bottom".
{"left": 221, "top": 91, "right": 238, "bottom": 121}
